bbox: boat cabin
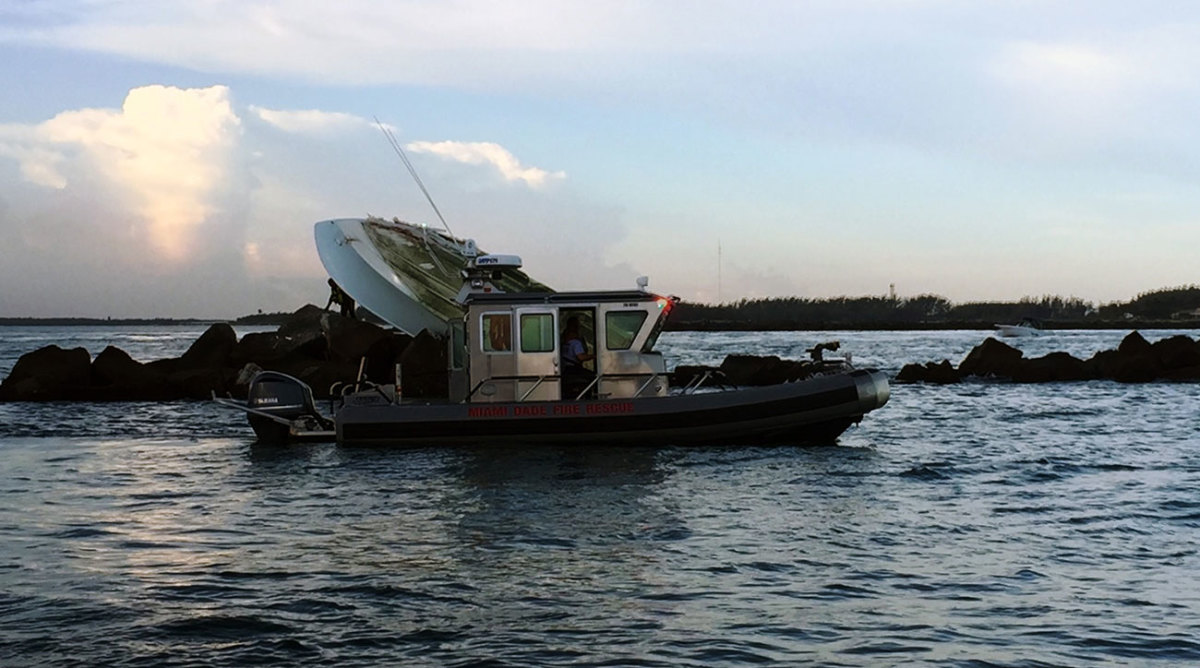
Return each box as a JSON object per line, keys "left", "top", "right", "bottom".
{"left": 449, "top": 288, "right": 677, "bottom": 403}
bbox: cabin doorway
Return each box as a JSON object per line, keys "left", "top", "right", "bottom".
{"left": 514, "top": 308, "right": 559, "bottom": 401}
{"left": 559, "top": 307, "right": 597, "bottom": 400}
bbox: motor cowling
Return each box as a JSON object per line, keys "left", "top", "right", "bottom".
{"left": 246, "top": 371, "right": 331, "bottom": 443}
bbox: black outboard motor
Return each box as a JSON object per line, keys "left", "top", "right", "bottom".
{"left": 245, "top": 371, "right": 333, "bottom": 444}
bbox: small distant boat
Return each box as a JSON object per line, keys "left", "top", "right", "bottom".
{"left": 994, "top": 318, "right": 1043, "bottom": 337}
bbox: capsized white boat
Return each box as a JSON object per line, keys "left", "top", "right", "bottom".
{"left": 315, "top": 216, "right": 552, "bottom": 335}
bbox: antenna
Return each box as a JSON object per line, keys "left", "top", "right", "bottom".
{"left": 717, "top": 238, "right": 722, "bottom": 304}
{"left": 375, "top": 117, "right": 454, "bottom": 238}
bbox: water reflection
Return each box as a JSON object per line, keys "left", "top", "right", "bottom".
{"left": 444, "top": 444, "right": 676, "bottom": 559}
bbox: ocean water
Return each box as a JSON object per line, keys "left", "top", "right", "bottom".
{"left": 2, "top": 326, "right": 1199, "bottom": 666}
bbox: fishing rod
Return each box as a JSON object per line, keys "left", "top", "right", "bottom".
{"left": 375, "top": 117, "right": 455, "bottom": 239}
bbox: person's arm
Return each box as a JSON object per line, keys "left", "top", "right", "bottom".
{"left": 573, "top": 339, "right": 594, "bottom": 362}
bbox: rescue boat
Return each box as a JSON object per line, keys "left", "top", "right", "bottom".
{"left": 215, "top": 219, "right": 889, "bottom": 446}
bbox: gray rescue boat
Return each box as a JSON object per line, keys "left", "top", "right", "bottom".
{"left": 216, "top": 221, "right": 889, "bottom": 446}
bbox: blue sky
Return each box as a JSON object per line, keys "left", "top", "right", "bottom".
{"left": 1, "top": 0, "right": 1198, "bottom": 318}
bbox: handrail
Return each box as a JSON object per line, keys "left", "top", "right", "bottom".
{"left": 634, "top": 374, "right": 660, "bottom": 397}
{"left": 572, "top": 375, "right": 601, "bottom": 401}
{"left": 467, "top": 372, "right": 667, "bottom": 401}
{"left": 518, "top": 375, "right": 549, "bottom": 401}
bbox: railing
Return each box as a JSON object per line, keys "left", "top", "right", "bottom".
{"left": 467, "top": 372, "right": 668, "bottom": 402}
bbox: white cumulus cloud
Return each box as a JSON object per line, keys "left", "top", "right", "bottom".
{"left": 249, "top": 106, "right": 378, "bottom": 135}
{"left": 4, "top": 85, "right": 244, "bottom": 263}
{"left": 0, "top": 124, "right": 67, "bottom": 188}
{"left": 406, "top": 140, "right": 565, "bottom": 188}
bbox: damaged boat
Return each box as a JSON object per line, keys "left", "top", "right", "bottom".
{"left": 216, "top": 218, "right": 890, "bottom": 446}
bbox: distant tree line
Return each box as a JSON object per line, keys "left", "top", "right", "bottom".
{"left": 667, "top": 285, "right": 1200, "bottom": 330}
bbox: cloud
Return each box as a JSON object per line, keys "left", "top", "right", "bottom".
{"left": 0, "top": 1, "right": 962, "bottom": 90}
{"left": 3, "top": 85, "right": 245, "bottom": 263}
{"left": 0, "top": 85, "right": 630, "bottom": 316}
{"left": 990, "top": 41, "right": 1136, "bottom": 117}
{"left": 0, "top": 125, "right": 66, "bottom": 188}
{"left": 249, "top": 106, "right": 378, "bottom": 135}
{"left": 406, "top": 141, "right": 565, "bottom": 187}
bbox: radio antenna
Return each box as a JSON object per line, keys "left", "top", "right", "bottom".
{"left": 375, "top": 117, "right": 454, "bottom": 237}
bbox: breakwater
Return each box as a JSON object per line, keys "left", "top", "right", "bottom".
{"left": 0, "top": 306, "right": 446, "bottom": 402}
{"left": 897, "top": 331, "right": 1200, "bottom": 384}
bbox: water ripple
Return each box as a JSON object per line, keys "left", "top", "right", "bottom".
{"left": 3, "top": 329, "right": 1200, "bottom": 665}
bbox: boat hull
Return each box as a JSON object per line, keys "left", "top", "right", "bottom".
{"left": 994, "top": 322, "right": 1042, "bottom": 337}
{"left": 334, "top": 369, "right": 889, "bottom": 447}
{"left": 314, "top": 217, "right": 552, "bottom": 336}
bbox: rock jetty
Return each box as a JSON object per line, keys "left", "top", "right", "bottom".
{"left": 0, "top": 305, "right": 447, "bottom": 402}
{"left": 897, "top": 331, "right": 1200, "bottom": 384}
{"left": 1, "top": 309, "right": 842, "bottom": 402}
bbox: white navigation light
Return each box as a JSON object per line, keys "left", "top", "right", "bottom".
{"left": 636, "top": 276, "right": 649, "bottom": 292}
{"left": 474, "top": 254, "right": 523, "bottom": 269}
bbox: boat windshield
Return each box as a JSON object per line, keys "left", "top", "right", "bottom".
{"left": 605, "top": 311, "right": 648, "bottom": 350}
{"left": 641, "top": 300, "right": 674, "bottom": 353}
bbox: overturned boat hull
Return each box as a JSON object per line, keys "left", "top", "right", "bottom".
{"left": 314, "top": 217, "right": 551, "bottom": 336}
{"left": 333, "top": 369, "right": 889, "bottom": 447}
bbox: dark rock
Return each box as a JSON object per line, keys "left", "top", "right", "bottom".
{"left": 362, "top": 332, "right": 414, "bottom": 385}
{"left": 323, "top": 314, "right": 392, "bottom": 364}
{"left": 178, "top": 323, "right": 237, "bottom": 370}
{"left": 231, "top": 330, "right": 326, "bottom": 366}
{"left": 1161, "top": 365, "right": 1200, "bottom": 381}
{"left": 235, "top": 304, "right": 330, "bottom": 366}
{"left": 719, "top": 355, "right": 809, "bottom": 386}
{"left": 895, "top": 363, "right": 924, "bottom": 383}
{"left": 1011, "top": 352, "right": 1094, "bottom": 383}
{"left": 91, "top": 345, "right": 170, "bottom": 398}
{"left": 1086, "top": 349, "right": 1120, "bottom": 379}
{"left": 231, "top": 331, "right": 285, "bottom": 365}
{"left": 1117, "top": 330, "right": 1153, "bottom": 357}
{"left": 397, "top": 330, "right": 448, "bottom": 397}
{"left": 144, "top": 357, "right": 181, "bottom": 377}
{"left": 0, "top": 345, "right": 92, "bottom": 400}
{"left": 896, "top": 360, "right": 960, "bottom": 384}
{"left": 277, "top": 304, "right": 327, "bottom": 338}
{"left": 958, "top": 338, "right": 1024, "bottom": 379}
{"left": 924, "top": 360, "right": 960, "bottom": 384}
{"left": 1089, "top": 332, "right": 1161, "bottom": 382}
{"left": 1152, "top": 335, "right": 1200, "bottom": 370}
{"left": 168, "top": 368, "right": 230, "bottom": 399}
{"left": 1110, "top": 357, "right": 1161, "bottom": 383}
{"left": 293, "top": 360, "right": 363, "bottom": 399}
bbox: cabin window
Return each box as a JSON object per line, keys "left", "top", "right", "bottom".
{"left": 481, "top": 313, "right": 512, "bottom": 352}
{"left": 605, "top": 311, "right": 648, "bottom": 350}
{"left": 520, "top": 313, "right": 556, "bottom": 353}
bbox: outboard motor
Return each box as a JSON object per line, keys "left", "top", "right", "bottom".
{"left": 245, "top": 371, "right": 333, "bottom": 444}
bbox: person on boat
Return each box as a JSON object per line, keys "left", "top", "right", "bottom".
{"left": 561, "top": 316, "right": 594, "bottom": 398}
{"left": 325, "top": 278, "right": 357, "bottom": 320}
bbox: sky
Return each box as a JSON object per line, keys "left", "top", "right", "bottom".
{"left": 1, "top": 0, "right": 1199, "bottom": 318}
